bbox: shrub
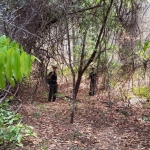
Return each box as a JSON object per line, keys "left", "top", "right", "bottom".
{"left": 133, "top": 86, "right": 150, "bottom": 102}
{"left": 0, "top": 100, "right": 36, "bottom": 147}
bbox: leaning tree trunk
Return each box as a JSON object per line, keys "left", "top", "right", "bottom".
{"left": 74, "top": 0, "right": 114, "bottom": 98}
{"left": 65, "top": 0, "right": 114, "bottom": 123}
{"left": 75, "top": 73, "right": 83, "bottom": 98}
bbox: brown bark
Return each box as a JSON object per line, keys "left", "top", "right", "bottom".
{"left": 75, "top": 73, "right": 83, "bottom": 98}
{"left": 64, "top": 5, "right": 76, "bottom": 123}
{"left": 74, "top": 0, "right": 114, "bottom": 98}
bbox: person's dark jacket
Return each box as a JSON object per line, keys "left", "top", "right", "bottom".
{"left": 47, "top": 72, "right": 57, "bottom": 85}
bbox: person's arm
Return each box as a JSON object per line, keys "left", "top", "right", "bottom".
{"left": 48, "top": 72, "right": 54, "bottom": 79}
{"left": 87, "top": 73, "right": 91, "bottom": 80}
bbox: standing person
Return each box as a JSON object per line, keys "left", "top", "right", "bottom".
{"left": 47, "top": 65, "right": 58, "bottom": 102}
{"left": 88, "top": 67, "right": 97, "bottom": 96}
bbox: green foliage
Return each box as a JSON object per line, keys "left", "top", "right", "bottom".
{"left": 59, "top": 66, "right": 72, "bottom": 76}
{"left": 0, "top": 35, "right": 38, "bottom": 148}
{"left": 56, "top": 93, "right": 65, "bottom": 98}
{"left": 54, "top": 111, "right": 58, "bottom": 118}
{"left": 38, "top": 140, "right": 49, "bottom": 150}
{"left": 70, "top": 131, "right": 82, "bottom": 140}
{"left": 133, "top": 86, "right": 150, "bottom": 102}
{"left": 0, "top": 100, "right": 36, "bottom": 147}
{"left": 118, "top": 110, "right": 129, "bottom": 117}
{"left": 32, "top": 110, "right": 41, "bottom": 118}
{"left": 142, "top": 114, "right": 149, "bottom": 122}
{"left": 137, "top": 41, "right": 150, "bottom": 57}
{"left": 0, "top": 35, "right": 37, "bottom": 89}
{"left": 38, "top": 104, "right": 45, "bottom": 109}
{"left": 58, "top": 63, "right": 79, "bottom": 75}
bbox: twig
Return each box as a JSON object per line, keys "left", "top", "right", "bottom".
{"left": 69, "top": 3, "right": 102, "bottom": 15}
{"left": 0, "top": 85, "right": 11, "bottom": 103}
{"left": 0, "top": 89, "right": 22, "bottom": 103}
{"left": 15, "top": 104, "right": 23, "bottom": 114}
{"left": 14, "top": 84, "right": 20, "bottom": 96}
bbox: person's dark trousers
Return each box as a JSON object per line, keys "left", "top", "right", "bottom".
{"left": 48, "top": 84, "right": 57, "bottom": 102}
{"left": 89, "top": 82, "right": 95, "bottom": 96}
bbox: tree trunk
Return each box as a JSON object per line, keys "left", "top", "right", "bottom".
{"left": 65, "top": 0, "right": 114, "bottom": 123}
{"left": 64, "top": 6, "right": 76, "bottom": 123}
{"left": 75, "top": 73, "right": 83, "bottom": 98}
{"left": 74, "top": 0, "right": 114, "bottom": 98}
{"left": 70, "top": 71, "right": 76, "bottom": 123}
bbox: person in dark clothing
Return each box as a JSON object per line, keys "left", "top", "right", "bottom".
{"left": 47, "top": 65, "right": 58, "bottom": 102}
{"left": 88, "top": 67, "right": 97, "bottom": 96}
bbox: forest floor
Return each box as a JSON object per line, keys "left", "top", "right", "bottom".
{"left": 11, "top": 82, "right": 150, "bottom": 150}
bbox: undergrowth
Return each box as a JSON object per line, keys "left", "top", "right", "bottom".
{"left": 133, "top": 86, "right": 150, "bottom": 102}
{"left": 0, "top": 100, "right": 37, "bottom": 149}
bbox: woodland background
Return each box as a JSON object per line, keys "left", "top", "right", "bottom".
{"left": 0, "top": 0, "right": 150, "bottom": 149}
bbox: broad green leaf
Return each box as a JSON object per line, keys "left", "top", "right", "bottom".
{"left": 5, "top": 37, "right": 10, "bottom": 45}
{"left": 0, "top": 35, "right": 37, "bottom": 89}
{"left": 9, "top": 119, "right": 14, "bottom": 125}
{"left": 0, "top": 51, "right": 6, "bottom": 65}
{"left": 12, "top": 50, "right": 21, "bottom": 80}
{"left": 10, "top": 40, "right": 19, "bottom": 50}
{"left": 17, "top": 134, "right": 22, "bottom": 143}
{"left": 0, "top": 64, "right": 6, "bottom": 89}
{"left": 26, "top": 54, "right": 32, "bottom": 77}
{"left": 20, "top": 51, "right": 27, "bottom": 76}
{"left": 1, "top": 46, "right": 8, "bottom": 53}
{"left": 9, "top": 78, "right": 15, "bottom": 87}
{"left": 0, "top": 35, "right": 6, "bottom": 45}
{"left": 17, "top": 142, "right": 23, "bottom": 147}
{"left": 5, "top": 48, "right": 13, "bottom": 82}
{"left": 137, "top": 41, "right": 142, "bottom": 49}
{"left": 143, "top": 41, "right": 150, "bottom": 52}
{"left": 31, "top": 55, "right": 36, "bottom": 62}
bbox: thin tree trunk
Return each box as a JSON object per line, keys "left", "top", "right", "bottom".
{"left": 75, "top": 73, "right": 83, "bottom": 98}
{"left": 70, "top": 72, "right": 76, "bottom": 123}
{"left": 82, "top": 0, "right": 114, "bottom": 73}
{"left": 64, "top": 7, "right": 76, "bottom": 123}
{"left": 74, "top": 0, "right": 114, "bottom": 98}
{"left": 72, "top": 18, "right": 76, "bottom": 66}
{"left": 65, "top": 0, "right": 114, "bottom": 122}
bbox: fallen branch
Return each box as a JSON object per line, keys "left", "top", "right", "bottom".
{"left": 0, "top": 85, "right": 11, "bottom": 103}
{"left": 1, "top": 89, "right": 22, "bottom": 103}
{"left": 15, "top": 104, "right": 23, "bottom": 114}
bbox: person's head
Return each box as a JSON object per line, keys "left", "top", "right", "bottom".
{"left": 92, "top": 67, "right": 95, "bottom": 72}
{"left": 52, "top": 65, "right": 58, "bottom": 72}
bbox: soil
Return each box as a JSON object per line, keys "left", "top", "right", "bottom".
{"left": 7, "top": 83, "right": 150, "bottom": 150}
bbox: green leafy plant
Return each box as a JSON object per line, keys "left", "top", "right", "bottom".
{"left": 56, "top": 93, "right": 65, "bottom": 98}
{"left": 39, "top": 140, "right": 49, "bottom": 150}
{"left": 133, "top": 86, "right": 150, "bottom": 102}
{"left": 0, "top": 35, "right": 39, "bottom": 89}
{"left": 54, "top": 111, "right": 58, "bottom": 118}
{"left": 142, "top": 114, "right": 149, "bottom": 121}
{"left": 38, "top": 104, "right": 45, "bottom": 110}
{"left": 0, "top": 35, "right": 38, "bottom": 148}
{"left": 32, "top": 110, "right": 41, "bottom": 118}
{"left": 70, "top": 131, "right": 82, "bottom": 142}
{"left": 43, "top": 91, "right": 48, "bottom": 97}
{"left": 0, "top": 100, "right": 37, "bottom": 147}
